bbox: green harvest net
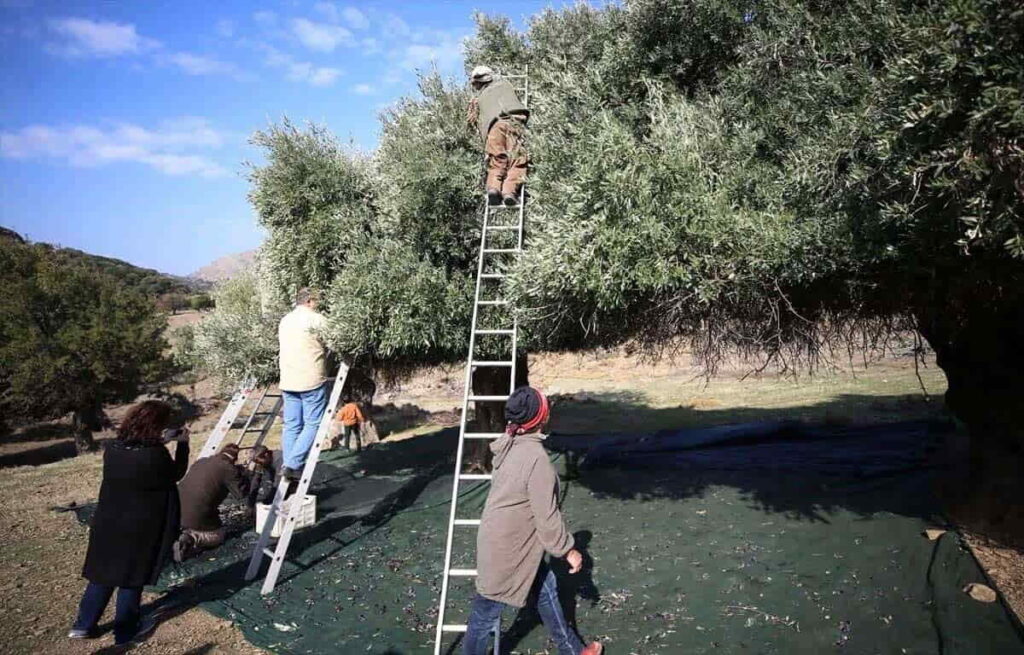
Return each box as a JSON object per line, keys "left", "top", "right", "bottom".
{"left": 141, "top": 422, "right": 1023, "bottom": 654}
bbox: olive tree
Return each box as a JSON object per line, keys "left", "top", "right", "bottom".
{"left": 195, "top": 0, "right": 1023, "bottom": 474}
{"left": 0, "top": 238, "right": 170, "bottom": 451}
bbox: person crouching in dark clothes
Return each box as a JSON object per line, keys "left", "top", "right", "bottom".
{"left": 246, "top": 446, "right": 283, "bottom": 507}
{"left": 463, "top": 386, "right": 602, "bottom": 655}
{"left": 173, "top": 443, "right": 258, "bottom": 562}
{"left": 68, "top": 400, "right": 189, "bottom": 645}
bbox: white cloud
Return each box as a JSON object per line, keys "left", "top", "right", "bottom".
{"left": 307, "top": 66, "right": 342, "bottom": 86}
{"left": 313, "top": 2, "right": 341, "bottom": 23}
{"left": 313, "top": 3, "right": 368, "bottom": 30}
{"left": 381, "top": 14, "right": 411, "bottom": 40}
{"left": 341, "top": 7, "right": 369, "bottom": 30}
{"left": 253, "top": 10, "right": 277, "bottom": 27}
{"left": 0, "top": 118, "right": 229, "bottom": 178}
{"left": 167, "top": 52, "right": 237, "bottom": 76}
{"left": 263, "top": 45, "right": 342, "bottom": 87}
{"left": 216, "top": 19, "right": 235, "bottom": 38}
{"left": 399, "top": 33, "right": 466, "bottom": 73}
{"left": 291, "top": 17, "right": 352, "bottom": 52}
{"left": 360, "top": 37, "right": 380, "bottom": 55}
{"left": 351, "top": 83, "right": 374, "bottom": 95}
{"left": 48, "top": 17, "right": 159, "bottom": 57}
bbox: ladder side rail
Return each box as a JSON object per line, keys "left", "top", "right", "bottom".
{"left": 249, "top": 396, "right": 283, "bottom": 452}
{"left": 233, "top": 387, "right": 270, "bottom": 445}
{"left": 198, "top": 377, "right": 256, "bottom": 459}
{"left": 258, "top": 364, "right": 349, "bottom": 594}
{"left": 433, "top": 202, "right": 495, "bottom": 654}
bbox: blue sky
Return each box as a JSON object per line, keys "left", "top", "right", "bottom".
{"left": 0, "top": 1, "right": 560, "bottom": 276}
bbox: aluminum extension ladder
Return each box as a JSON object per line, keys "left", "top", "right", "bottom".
{"left": 433, "top": 69, "right": 530, "bottom": 655}
{"left": 197, "top": 377, "right": 283, "bottom": 460}
{"left": 245, "top": 364, "right": 350, "bottom": 595}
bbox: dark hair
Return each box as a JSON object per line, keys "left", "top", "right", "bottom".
{"left": 117, "top": 400, "right": 174, "bottom": 445}
{"left": 295, "top": 287, "right": 318, "bottom": 305}
{"left": 252, "top": 446, "right": 273, "bottom": 469}
{"left": 219, "top": 443, "right": 240, "bottom": 461}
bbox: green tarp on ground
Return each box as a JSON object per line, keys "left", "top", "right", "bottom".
{"left": 149, "top": 423, "right": 1024, "bottom": 654}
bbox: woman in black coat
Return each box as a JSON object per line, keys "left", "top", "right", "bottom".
{"left": 68, "top": 400, "right": 189, "bottom": 645}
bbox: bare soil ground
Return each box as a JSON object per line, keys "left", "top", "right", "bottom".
{"left": 2, "top": 347, "right": 1021, "bottom": 653}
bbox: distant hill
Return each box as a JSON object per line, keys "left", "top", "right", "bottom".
{"left": 0, "top": 226, "right": 209, "bottom": 297}
{"left": 190, "top": 249, "right": 256, "bottom": 283}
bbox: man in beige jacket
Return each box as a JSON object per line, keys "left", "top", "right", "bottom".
{"left": 278, "top": 287, "right": 328, "bottom": 480}
{"left": 463, "top": 386, "right": 602, "bottom": 655}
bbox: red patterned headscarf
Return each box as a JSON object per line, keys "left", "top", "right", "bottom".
{"left": 504, "top": 386, "right": 550, "bottom": 436}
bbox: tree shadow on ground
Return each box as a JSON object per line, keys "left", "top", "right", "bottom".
{"left": 0, "top": 438, "right": 80, "bottom": 467}
{"left": 152, "top": 389, "right": 993, "bottom": 653}
{"left": 543, "top": 390, "right": 955, "bottom": 525}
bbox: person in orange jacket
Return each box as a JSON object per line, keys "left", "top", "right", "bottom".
{"left": 336, "top": 397, "right": 367, "bottom": 452}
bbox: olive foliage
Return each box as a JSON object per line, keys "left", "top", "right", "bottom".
{"left": 194, "top": 0, "right": 1023, "bottom": 447}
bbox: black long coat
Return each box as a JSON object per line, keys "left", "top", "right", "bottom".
{"left": 82, "top": 439, "right": 189, "bottom": 587}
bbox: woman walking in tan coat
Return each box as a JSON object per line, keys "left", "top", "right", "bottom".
{"left": 463, "top": 386, "right": 602, "bottom": 655}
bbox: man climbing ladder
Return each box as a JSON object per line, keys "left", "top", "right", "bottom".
{"left": 433, "top": 66, "right": 602, "bottom": 655}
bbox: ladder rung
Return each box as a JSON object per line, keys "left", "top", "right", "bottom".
{"left": 449, "top": 568, "right": 478, "bottom": 577}
{"left": 482, "top": 248, "right": 518, "bottom": 254}
{"left": 471, "top": 360, "right": 513, "bottom": 367}
{"left": 243, "top": 428, "right": 268, "bottom": 433}
{"left": 484, "top": 225, "right": 518, "bottom": 231}
{"left": 476, "top": 300, "right": 508, "bottom": 306}
{"left": 441, "top": 624, "right": 468, "bottom": 633}
{"left": 459, "top": 473, "right": 493, "bottom": 481}
{"left": 463, "top": 432, "right": 504, "bottom": 440}
{"left": 468, "top": 395, "right": 508, "bottom": 402}
{"left": 475, "top": 329, "right": 514, "bottom": 335}
{"left": 262, "top": 547, "right": 275, "bottom": 558}
{"left": 480, "top": 273, "right": 507, "bottom": 279}
{"left": 488, "top": 205, "right": 522, "bottom": 210}
{"left": 454, "top": 519, "right": 481, "bottom": 526}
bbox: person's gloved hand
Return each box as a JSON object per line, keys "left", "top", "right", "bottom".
{"left": 566, "top": 548, "right": 583, "bottom": 574}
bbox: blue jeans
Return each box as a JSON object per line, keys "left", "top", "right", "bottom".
{"left": 73, "top": 582, "right": 142, "bottom": 644}
{"left": 281, "top": 383, "right": 328, "bottom": 471}
{"left": 463, "top": 565, "right": 584, "bottom": 655}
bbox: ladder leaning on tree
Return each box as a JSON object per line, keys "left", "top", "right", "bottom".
{"left": 197, "top": 377, "right": 282, "bottom": 460}
{"left": 245, "top": 363, "right": 349, "bottom": 595}
{"left": 433, "top": 68, "right": 530, "bottom": 655}
{"left": 198, "top": 365, "right": 349, "bottom": 595}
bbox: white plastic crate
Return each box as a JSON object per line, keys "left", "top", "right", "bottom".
{"left": 255, "top": 495, "right": 316, "bottom": 538}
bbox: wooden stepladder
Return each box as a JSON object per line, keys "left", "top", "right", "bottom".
{"left": 197, "top": 377, "right": 283, "bottom": 460}
{"left": 433, "top": 69, "right": 530, "bottom": 655}
{"left": 245, "top": 364, "right": 349, "bottom": 595}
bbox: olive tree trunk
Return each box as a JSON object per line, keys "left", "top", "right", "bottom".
{"left": 465, "top": 353, "right": 529, "bottom": 472}
{"left": 72, "top": 405, "right": 105, "bottom": 454}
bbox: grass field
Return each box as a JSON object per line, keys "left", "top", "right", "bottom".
{"left": 3, "top": 347, "right": 1021, "bottom": 654}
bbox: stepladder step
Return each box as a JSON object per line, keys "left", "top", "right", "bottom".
{"left": 449, "top": 568, "right": 478, "bottom": 577}
{"left": 463, "top": 432, "right": 504, "bottom": 440}
{"left": 470, "top": 360, "right": 513, "bottom": 367}
{"left": 441, "top": 624, "right": 468, "bottom": 633}
{"left": 454, "top": 519, "right": 481, "bottom": 526}
{"left": 468, "top": 395, "right": 509, "bottom": 402}
{"left": 459, "top": 473, "right": 493, "bottom": 481}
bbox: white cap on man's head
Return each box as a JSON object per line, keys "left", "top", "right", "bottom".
{"left": 470, "top": 65, "right": 494, "bottom": 82}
